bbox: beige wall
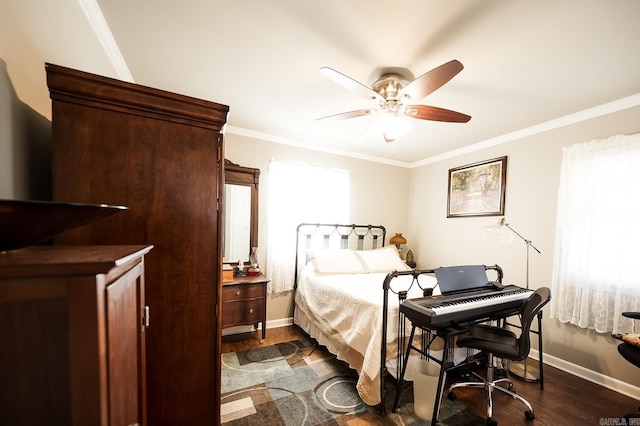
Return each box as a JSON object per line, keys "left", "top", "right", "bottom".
{"left": 407, "top": 105, "right": 640, "bottom": 388}
{"left": 0, "top": 58, "right": 51, "bottom": 200}
{"left": 224, "top": 133, "right": 410, "bottom": 321}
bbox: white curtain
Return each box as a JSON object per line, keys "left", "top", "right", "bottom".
{"left": 265, "top": 161, "right": 349, "bottom": 293}
{"left": 550, "top": 133, "right": 640, "bottom": 334}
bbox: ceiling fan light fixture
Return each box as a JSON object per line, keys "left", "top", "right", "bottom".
{"left": 375, "top": 112, "right": 412, "bottom": 142}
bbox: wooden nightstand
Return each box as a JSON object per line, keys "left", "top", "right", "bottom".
{"left": 222, "top": 274, "right": 269, "bottom": 340}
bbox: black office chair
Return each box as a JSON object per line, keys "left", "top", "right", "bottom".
{"left": 447, "top": 287, "right": 551, "bottom": 426}
{"left": 613, "top": 312, "right": 640, "bottom": 420}
{"left": 616, "top": 312, "right": 640, "bottom": 367}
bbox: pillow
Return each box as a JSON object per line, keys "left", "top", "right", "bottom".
{"left": 308, "top": 248, "right": 368, "bottom": 274}
{"left": 355, "top": 245, "right": 412, "bottom": 273}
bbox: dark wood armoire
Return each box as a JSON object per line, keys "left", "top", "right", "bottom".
{"left": 46, "top": 63, "right": 228, "bottom": 425}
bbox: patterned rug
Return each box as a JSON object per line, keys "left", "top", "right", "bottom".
{"left": 221, "top": 338, "right": 484, "bottom": 425}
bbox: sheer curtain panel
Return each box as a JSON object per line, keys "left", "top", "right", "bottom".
{"left": 550, "top": 133, "right": 640, "bottom": 334}
{"left": 265, "top": 161, "right": 349, "bottom": 293}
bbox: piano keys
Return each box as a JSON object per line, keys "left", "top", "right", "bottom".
{"left": 400, "top": 285, "right": 533, "bottom": 328}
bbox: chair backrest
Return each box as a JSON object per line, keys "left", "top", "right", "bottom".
{"left": 516, "top": 287, "right": 551, "bottom": 359}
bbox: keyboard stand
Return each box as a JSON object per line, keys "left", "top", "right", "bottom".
{"left": 392, "top": 323, "right": 469, "bottom": 426}
{"left": 393, "top": 305, "right": 541, "bottom": 425}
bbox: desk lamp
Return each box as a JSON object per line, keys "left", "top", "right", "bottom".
{"left": 483, "top": 218, "right": 541, "bottom": 382}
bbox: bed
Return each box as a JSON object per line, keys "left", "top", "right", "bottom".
{"left": 292, "top": 223, "right": 473, "bottom": 413}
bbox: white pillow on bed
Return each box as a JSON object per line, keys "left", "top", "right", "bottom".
{"left": 308, "top": 248, "right": 368, "bottom": 274}
{"left": 355, "top": 245, "right": 412, "bottom": 273}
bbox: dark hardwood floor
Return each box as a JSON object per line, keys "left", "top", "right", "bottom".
{"left": 222, "top": 325, "right": 639, "bottom": 425}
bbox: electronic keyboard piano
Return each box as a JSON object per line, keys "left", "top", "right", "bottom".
{"left": 400, "top": 285, "right": 533, "bottom": 329}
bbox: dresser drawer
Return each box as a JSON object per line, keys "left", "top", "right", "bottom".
{"left": 221, "top": 299, "right": 264, "bottom": 326}
{"left": 222, "top": 283, "right": 264, "bottom": 301}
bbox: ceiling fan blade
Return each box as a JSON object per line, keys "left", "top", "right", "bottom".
{"left": 400, "top": 60, "right": 464, "bottom": 101}
{"left": 319, "top": 67, "right": 382, "bottom": 101}
{"left": 404, "top": 105, "right": 471, "bottom": 123}
{"left": 316, "top": 108, "right": 375, "bottom": 121}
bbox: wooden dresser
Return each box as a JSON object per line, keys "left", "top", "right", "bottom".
{"left": 0, "top": 245, "right": 152, "bottom": 426}
{"left": 222, "top": 274, "right": 269, "bottom": 340}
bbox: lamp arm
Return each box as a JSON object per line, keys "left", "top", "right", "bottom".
{"left": 504, "top": 223, "right": 541, "bottom": 254}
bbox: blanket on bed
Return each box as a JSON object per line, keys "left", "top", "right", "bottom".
{"left": 295, "top": 266, "right": 438, "bottom": 405}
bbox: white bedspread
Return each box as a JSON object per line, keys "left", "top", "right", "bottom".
{"left": 294, "top": 265, "right": 438, "bottom": 406}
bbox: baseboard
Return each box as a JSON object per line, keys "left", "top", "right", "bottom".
{"left": 221, "top": 317, "right": 294, "bottom": 336}
{"left": 223, "top": 317, "right": 640, "bottom": 400}
{"left": 529, "top": 348, "right": 640, "bottom": 400}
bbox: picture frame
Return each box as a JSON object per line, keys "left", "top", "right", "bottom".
{"left": 447, "top": 156, "right": 507, "bottom": 218}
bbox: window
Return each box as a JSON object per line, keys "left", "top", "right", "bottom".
{"left": 265, "top": 161, "right": 349, "bottom": 293}
{"left": 550, "top": 133, "right": 640, "bottom": 334}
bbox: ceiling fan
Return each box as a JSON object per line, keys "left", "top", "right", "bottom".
{"left": 318, "top": 60, "right": 471, "bottom": 142}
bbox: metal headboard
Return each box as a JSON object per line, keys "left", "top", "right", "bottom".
{"left": 293, "top": 223, "right": 386, "bottom": 290}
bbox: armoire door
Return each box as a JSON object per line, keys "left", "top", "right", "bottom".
{"left": 106, "top": 261, "right": 147, "bottom": 426}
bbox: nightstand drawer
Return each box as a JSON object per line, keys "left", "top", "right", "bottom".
{"left": 221, "top": 299, "right": 264, "bottom": 326}
{"left": 222, "top": 283, "right": 264, "bottom": 301}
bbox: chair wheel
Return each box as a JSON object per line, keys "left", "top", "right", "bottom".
{"left": 525, "top": 410, "right": 535, "bottom": 420}
{"left": 448, "top": 391, "right": 457, "bottom": 401}
{"left": 487, "top": 417, "right": 497, "bottom": 426}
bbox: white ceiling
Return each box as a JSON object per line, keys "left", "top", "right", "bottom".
{"left": 2, "top": 1, "right": 640, "bottom": 165}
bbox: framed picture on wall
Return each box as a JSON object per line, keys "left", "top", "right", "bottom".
{"left": 447, "top": 156, "right": 507, "bottom": 217}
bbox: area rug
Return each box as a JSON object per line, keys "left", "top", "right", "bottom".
{"left": 221, "top": 338, "right": 484, "bottom": 425}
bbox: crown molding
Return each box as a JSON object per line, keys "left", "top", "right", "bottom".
{"left": 78, "top": 0, "right": 134, "bottom": 83}
{"left": 225, "top": 126, "right": 409, "bottom": 167}
{"left": 409, "top": 93, "right": 640, "bottom": 168}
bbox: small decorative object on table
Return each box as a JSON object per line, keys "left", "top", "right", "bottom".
{"left": 405, "top": 249, "right": 416, "bottom": 268}
{"left": 248, "top": 247, "right": 261, "bottom": 276}
{"left": 236, "top": 259, "right": 246, "bottom": 276}
{"left": 222, "top": 264, "right": 234, "bottom": 283}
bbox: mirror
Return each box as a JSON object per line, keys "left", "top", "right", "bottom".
{"left": 224, "top": 185, "right": 251, "bottom": 261}
{"left": 223, "top": 159, "right": 260, "bottom": 263}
